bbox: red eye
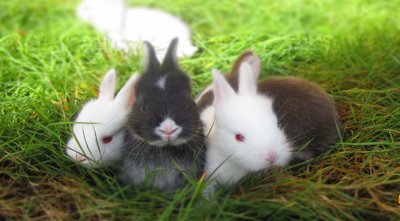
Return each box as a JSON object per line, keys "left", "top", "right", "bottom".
{"left": 235, "top": 133, "right": 245, "bottom": 142}
{"left": 102, "top": 136, "right": 113, "bottom": 144}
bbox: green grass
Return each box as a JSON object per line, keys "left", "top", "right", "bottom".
{"left": 1, "top": 0, "right": 400, "bottom": 220}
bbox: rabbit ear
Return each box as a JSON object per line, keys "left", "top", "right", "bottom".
{"left": 162, "top": 38, "right": 179, "bottom": 71}
{"left": 99, "top": 69, "right": 117, "bottom": 100}
{"left": 212, "top": 69, "right": 235, "bottom": 106}
{"left": 143, "top": 41, "right": 161, "bottom": 74}
{"left": 115, "top": 73, "right": 140, "bottom": 110}
{"left": 232, "top": 51, "right": 261, "bottom": 82}
{"left": 238, "top": 62, "right": 258, "bottom": 95}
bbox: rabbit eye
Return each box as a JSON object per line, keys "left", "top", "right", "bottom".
{"left": 102, "top": 136, "right": 113, "bottom": 144}
{"left": 235, "top": 133, "right": 245, "bottom": 142}
{"left": 141, "top": 106, "right": 146, "bottom": 112}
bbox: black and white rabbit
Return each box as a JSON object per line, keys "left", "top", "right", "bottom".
{"left": 196, "top": 51, "right": 340, "bottom": 193}
{"left": 121, "top": 39, "right": 205, "bottom": 191}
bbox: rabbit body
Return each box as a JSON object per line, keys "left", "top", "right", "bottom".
{"left": 197, "top": 52, "right": 339, "bottom": 192}
{"left": 77, "top": 0, "right": 197, "bottom": 60}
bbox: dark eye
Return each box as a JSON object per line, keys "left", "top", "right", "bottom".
{"left": 141, "top": 106, "right": 146, "bottom": 112}
{"left": 102, "top": 136, "right": 113, "bottom": 144}
{"left": 235, "top": 133, "right": 245, "bottom": 142}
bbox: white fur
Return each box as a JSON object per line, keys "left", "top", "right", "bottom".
{"left": 152, "top": 117, "right": 185, "bottom": 147}
{"left": 66, "top": 69, "right": 139, "bottom": 167}
{"left": 156, "top": 76, "right": 167, "bottom": 89}
{"left": 77, "top": 0, "right": 198, "bottom": 60}
{"left": 198, "top": 62, "right": 293, "bottom": 194}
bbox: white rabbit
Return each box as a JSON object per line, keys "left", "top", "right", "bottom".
{"left": 196, "top": 52, "right": 339, "bottom": 194}
{"left": 76, "top": 0, "right": 198, "bottom": 60}
{"left": 66, "top": 69, "right": 139, "bottom": 167}
{"left": 200, "top": 65, "right": 292, "bottom": 194}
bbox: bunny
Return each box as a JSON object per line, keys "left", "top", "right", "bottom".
{"left": 196, "top": 51, "right": 340, "bottom": 193}
{"left": 120, "top": 38, "right": 205, "bottom": 191}
{"left": 76, "top": 0, "right": 198, "bottom": 60}
{"left": 66, "top": 69, "right": 139, "bottom": 167}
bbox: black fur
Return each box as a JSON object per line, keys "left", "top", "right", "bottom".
{"left": 122, "top": 39, "right": 205, "bottom": 191}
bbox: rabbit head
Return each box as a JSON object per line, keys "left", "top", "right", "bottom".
{"left": 127, "top": 38, "right": 203, "bottom": 147}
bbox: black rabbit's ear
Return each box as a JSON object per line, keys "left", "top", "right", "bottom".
{"left": 143, "top": 41, "right": 161, "bottom": 73}
{"left": 162, "top": 38, "right": 179, "bottom": 71}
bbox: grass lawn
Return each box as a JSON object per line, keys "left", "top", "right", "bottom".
{"left": 1, "top": 0, "right": 400, "bottom": 220}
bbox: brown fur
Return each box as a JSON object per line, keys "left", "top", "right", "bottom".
{"left": 258, "top": 76, "right": 340, "bottom": 163}
{"left": 197, "top": 51, "right": 340, "bottom": 164}
{"left": 197, "top": 51, "right": 254, "bottom": 111}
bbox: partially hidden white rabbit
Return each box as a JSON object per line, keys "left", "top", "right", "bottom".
{"left": 77, "top": 0, "right": 198, "bottom": 60}
{"left": 196, "top": 52, "right": 339, "bottom": 195}
{"left": 66, "top": 69, "right": 139, "bottom": 167}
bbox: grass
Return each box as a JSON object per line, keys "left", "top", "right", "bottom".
{"left": 1, "top": 0, "right": 400, "bottom": 220}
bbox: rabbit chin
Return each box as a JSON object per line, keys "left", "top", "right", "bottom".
{"left": 233, "top": 153, "right": 291, "bottom": 172}
{"left": 148, "top": 138, "right": 188, "bottom": 147}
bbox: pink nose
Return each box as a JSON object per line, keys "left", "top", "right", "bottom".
{"left": 75, "top": 153, "right": 87, "bottom": 163}
{"left": 160, "top": 127, "right": 179, "bottom": 136}
{"left": 266, "top": 151, "right": 278, "bottom": 163}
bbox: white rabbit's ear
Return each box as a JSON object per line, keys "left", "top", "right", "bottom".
{"left": 238, "top": 63, "right": 257, "bottom": 95}
{"left": 115, "top": 73, "right": 140, "bottom": 110}
{"left": 212, "top": 69, "right": 235, "bottom": 106}
{"left": 232, "top": 51, "right": 261, "bottom": 80}
{"left": 99, "top": 69, "right": 117, "bottom": 101}
{"left": 243, "top": 53, "right": 261, "bottom": 80}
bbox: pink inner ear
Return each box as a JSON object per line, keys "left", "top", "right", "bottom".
{"left": 212, "top": 69, "right": 235, "bottom": 106}
{"left": 213, "top": 81, "right": 224, "bottom": 105}
{"left": 238, "top": 63, "right": 257, "bottom": 95}
{"left": 99, "top": 70, "right": 117, "bottom": 100}
{"left": 126, "top": 90, "right": 136, "bottom": 110}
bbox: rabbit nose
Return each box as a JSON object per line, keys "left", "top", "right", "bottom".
{"left": 156, "top": 117, "right": 182, "bottom": 138}
{"left": 75, "top": 153, "right": 87, "bottom": 163}
{"left": 160, "top": 127, "right": 179, "bottom": 136}
{"left": 266, "top": 151, "right": 278, "bottom": 164}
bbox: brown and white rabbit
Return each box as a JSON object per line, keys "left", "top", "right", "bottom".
{"left": 196, "top": 51, "right": 340, "bottom": 193}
